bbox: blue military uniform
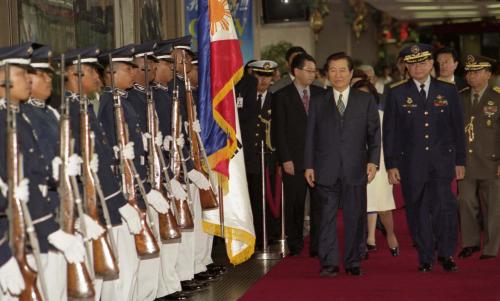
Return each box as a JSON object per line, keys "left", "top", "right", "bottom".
{"left": 63, "top": 47, "right": 128, "bottom": 226}
{"left": 0, "top": 44, "right": 61, "bottom": 255}
{"left": 20, "top": 45, "right": 60, "bottom": 214}
{"left": 98, "top": 84, "right": 150, "bottom": 210}
{"left": 383, "top": 44, "right": 466, "bottom": 270}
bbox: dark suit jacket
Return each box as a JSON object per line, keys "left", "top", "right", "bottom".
{"left": 460, "top": 85, "right": 500, "bottom": 179}
{"left": 237, "top": 76, "right": 274, "bottom": 174}
{"left": 273, "top": 83, "right": 325, "bottom": 171}
{"left": 383, "top": 78, "right": 466, "bottom": 181}
{"left": 304, "top": 88, "right": 381, "bottom": 186}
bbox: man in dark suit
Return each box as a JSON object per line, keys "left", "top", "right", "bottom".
{"left": 274, "top": 53, "right": 325, "bottom": 256}
{"left": 458, "top": 55, "right": 500, "bottom": 260}
{"left": 237, "top": 60, "right": 279, "bottom": 248}
{"left": 384, "top": 44, "right": 466, "bottom": 273}
{"left": 435, "top": 47, "right": 468, "bottom": 91}
{"left": 304, "top": 52, "right": 380, "bottom": 277}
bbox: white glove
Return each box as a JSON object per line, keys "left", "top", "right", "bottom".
{"left": 168, "top": 179, "right": 187, "bottom": 201}
{"left": 146, "top": 189, "right": 169, "bottom": 214}
{"left": 123, "top": 142, "right": 135, "bottom": 160}
{"left": 113, "top": 146, "right": 120, "bottom": 159}
{"left": 0, "top": 257, "right": 25, "bottom": 295}
{"left": 67, "top": 154, "right": 83, "bottom": 176}
{"left": 163, "top": 135, "right": 173, "bottom": 151}
{"left": 155, "top": 131, "right": 163, "bottom": 147}
{"left": 176, "top": 134, "right": 185, "bottom": 148}
{"left": 188, "top": 169, "right": 210, "bottom": 190}
{"left": 0, "top": 177, "right": 7, "bottom": 198}
{"left": 75, "top": 214, "right": 105, "bottom": 241}
{"left": 119, "top": 204, "right": 141, "bottom": 234}
{"left": 15, "top": 178, "right": 30, "bottom": 203}
{"left": 52, "top": 156, "right": 62, "bottom": 180}
{"left": 192, "top": 120, "right": 201, "bottom": 133}
{"left": 48, "top": 230, "right": 85, "bottom": 264}
{"left": 142, "top": 133, "right": 151, "bottom": 151}
{"left": 90, "top": 153, "right": 99, "bottom": 173}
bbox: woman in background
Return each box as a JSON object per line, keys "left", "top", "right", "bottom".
{"left": 351, "top": 72, "right": 399, "bottom": 257}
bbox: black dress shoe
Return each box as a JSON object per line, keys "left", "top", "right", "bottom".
{"left": 181, "top": 280, "right": 206, "bottom": 291}
{"left": 479, "top": 254, "right": 496, "bottom": 260}
{"left": 207, "top": 264, "right": 227, "bottom": 275}
{"left": 160, "top": 291, "right": 190, "bottom": 300}
{"left": 345, "top": 267, "right": 363, "bottom": 276}
{"left": 390, "top": 247, "right": 400, "bottom": 257}
{"left": 366, "top": 244, "right": 377, "bottom": 251}
{"left": 458, "top": 246, "right": 480, "bottom": 258}
{"left": 438, "top": 257, "right": 458, "bottom": 272}
{"left": 195, "top": 271, "right": 218, "bottom": 282}
{"left": 418, "top": 263, "right": 432, "bottom": 272}
{"left": 319, "top": 266, "right": 339, "bottom": 278}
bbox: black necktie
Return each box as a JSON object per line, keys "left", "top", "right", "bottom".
{"left": 257, "top": 94, "right": 263, "bottom": 108}
{"left": 472, "top": 93, "right": 479, "bottom": 107}
{"left": 419, "top": 84, "right": 426, "bottom": 100}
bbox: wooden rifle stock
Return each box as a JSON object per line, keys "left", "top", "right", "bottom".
{"left": 144, "top": 59, "right": 180, "bottom": 241}
{"left": 5, "top": 63, "right": 42, "bottom": 301}
{"left": 170, "top": 86, "right": 194, "bottom": 230}
{"left": 181, "top": 51, "right": 218, "bottom": 210}
{"left": 108, "top": 57, "right": 159, "bottom": 255}
{"left": 79, "top": 97, "right": 119, "bottom": 278}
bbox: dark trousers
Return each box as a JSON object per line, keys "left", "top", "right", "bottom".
{"left": 247, "top": 172, "right": 279, "bottom": 248}
{"left": 309, "top": 188, "right": 321, "bottom": 255}
{"left": 283, "top": 172, "right": 308, "bottom": 254}
{"left": 401, "top": 177, "right": 458, "bottom": 264}
{"left": 316, "top": 180, "right": 367, "bottom": 269}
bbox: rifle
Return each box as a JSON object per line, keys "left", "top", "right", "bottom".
{"left": 5, "top": 62, "right": 46, "bottom": 301}
{"left": 144, "top": 56, "right": 181, "bottom": 240}
{"left": 108, "top": 55, "right": 159, "bottom": 256}
{"left": 59, "top": 55, "right": 95, "bottom": 299}
{"left": 78, "top": 62, "right": 119, "bottom": 277}
{"left": 181, "top": 50, "right": 218, "bottom": 210}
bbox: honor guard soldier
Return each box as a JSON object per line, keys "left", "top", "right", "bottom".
{"left": 458, "top": 55, "right": 500, "bottom": 260}
{"left": 237, "top": 60, "right": 279, "bottom": 248}
{"left": 20, "top": 44, "right": 70, "bottom": 300}
{"left": 98, "top": 44, "right": 166, "bottom": 301}
{"left": 63, "top": 45, "right": 143, "bottom": 300}
{"left": 383, "top": 43, "right": 466, "bottom": 273}
{"left": 151, "top": 41, "right": 194, "bottom": 301}
{"left": 0, "top": 43, "right": 86, "bottom": 300}
{"left": 168, "top": 37, "right": 216, "bottom": 293}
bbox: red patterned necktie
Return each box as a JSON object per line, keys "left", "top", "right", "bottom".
{"left": 302, "top": 89, "right": 310, "bottom": 113}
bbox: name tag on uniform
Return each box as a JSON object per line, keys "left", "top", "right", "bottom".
{"left": 140, "top": 155, "right": 145, "bottom": 166}
{"left": 236, "top": 96, "right": 244, "bottom": 109}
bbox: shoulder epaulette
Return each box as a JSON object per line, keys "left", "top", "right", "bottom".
{"left": 459, "top": 86, "right": 470, "bottom": 94}
{"left": 389, "top": 79, "right": 408, "bottom": 89}
{"left": 493, "top": 86, "right": 500, "bottom": 94}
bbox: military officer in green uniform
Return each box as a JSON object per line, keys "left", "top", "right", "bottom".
{"left": 458, "top": 55, "right": 500, "bottom": 260}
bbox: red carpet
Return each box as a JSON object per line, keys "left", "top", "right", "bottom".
{"left": 240, "top": 209, "right": 500, "bottom": 301}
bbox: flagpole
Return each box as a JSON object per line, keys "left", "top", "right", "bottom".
{"left": 218, "top": 173, "right": 225, "bottom": 238}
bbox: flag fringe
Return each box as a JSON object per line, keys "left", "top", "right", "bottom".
{"left": 203, "top": 220, "right": 255, "bottom": 265}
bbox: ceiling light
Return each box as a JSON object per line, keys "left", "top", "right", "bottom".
{"left": 402, "top": 6, "right": 439, "bottom": 11}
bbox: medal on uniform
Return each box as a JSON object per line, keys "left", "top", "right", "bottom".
{"left": 487, "top": 119, "right": 492, "bottom": 126}
{"left": 402, "top": 97, "right": 417, "bottom": 108}
{"left": 433, "top": 95, "right": 448, "bottom": 107}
